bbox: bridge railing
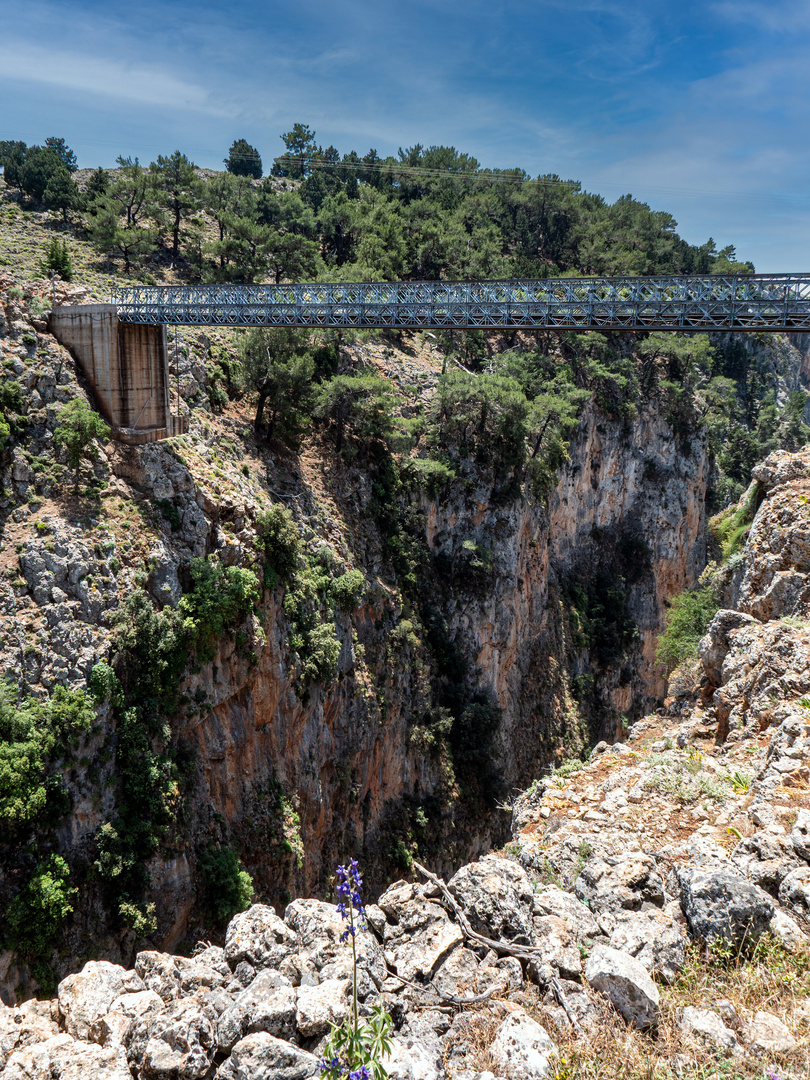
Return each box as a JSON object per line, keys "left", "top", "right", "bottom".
{"left": 111, "top": 274, "right": 810, "bottom": 331}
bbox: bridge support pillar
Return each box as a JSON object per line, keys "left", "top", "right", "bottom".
{"left": 48, "top": 305, "right": 187, "bottom": 444}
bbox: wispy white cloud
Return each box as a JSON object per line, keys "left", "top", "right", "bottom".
{"left": 0, "top": 41, "right": 232, "bottom": 115}
{"left": 1, "top": 0, "right": 808, "bottom": 268}
{"left": 711, "top": 0, "right": 810, "bottom": 34}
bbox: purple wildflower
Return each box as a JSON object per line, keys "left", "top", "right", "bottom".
{"left": 348, "top": 1068, "right": 370, "bottom": 1080}
{"left": 336, "top": 859, "right": 366, "bottom": 942}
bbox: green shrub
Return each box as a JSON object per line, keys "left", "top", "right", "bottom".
{"left": 255, "top": 503, "right": 301, "bottom": 583}
{"left": 709, "top": 481, "right": 764, "bottom": 563}
{"left": 53, "top": 398, "right": 110, "bottom": 492}
{"left": 6, "top": 854, "right": 77, "bottom": 957}
{"left": 300, "top": 621, "right": 341, "bottom": 682}
{"left": 656, "top": 586, "right": 719, "bottom": 671}
{"left": 552, "top": 757, "right": 586, "bottom": 778}
{"left": 40, "top": 236, "right": 73, "bottom": 282}
{"left": 0, "top": 682, "right": 94, "bottom": 831}
{"left": 155, "top": 498, "right": 181, "bottom": 530}
{"left": 330, "top": 569, "right": 364, "bottom": 612}
{"left": 113, "top": 588, "right": 187, "bottom": 705}
{"left": 388, "top": 618, "right": 421, "bottom": 652}
{"left": 403, "top": 457, "right": 456, "bottom": 494}
{"left": 390, "top": 838, "right": 414, "bottom": 871}
{"left": 27, "top": 296, "right": 51, "bottom": 318}
{"left": 117, "top": 899, "right": 157, "bottom": 936}
{"left": 179, "top": 557, "right": 260, "bottom": 659}
{"left": 198, "top": 844, "right": 254, "bottom": 924}
{"left": 642, "top": 762, "right": 730, "bottom": 804}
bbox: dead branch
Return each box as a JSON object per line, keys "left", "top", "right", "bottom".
{"left": 413, "top": 861, "right": 584, "bottom": 1033}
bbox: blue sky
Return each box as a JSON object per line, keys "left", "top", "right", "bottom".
{"left": 1, "top": 0, "right": 808, "bottom": 271}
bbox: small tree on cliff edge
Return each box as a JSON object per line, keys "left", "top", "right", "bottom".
{"left": 53, "top": 399, "right": 110, "bottom": 493}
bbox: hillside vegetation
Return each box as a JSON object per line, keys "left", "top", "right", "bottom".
{"left": 1, "top": 126, "right": 805, "bottom": 508}
{"left": 2, "top": 124, "right": 754, "bottom": 286}
{"left": 0, "top": 129, "right": 809, "bottom": 1003}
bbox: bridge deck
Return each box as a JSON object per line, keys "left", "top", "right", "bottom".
{"left": 111, "top": 274, "right": 810, "bottom": 332}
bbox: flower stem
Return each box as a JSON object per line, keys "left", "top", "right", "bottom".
{"left": 350, "top": 899, "right": 358, "bottom": 1036}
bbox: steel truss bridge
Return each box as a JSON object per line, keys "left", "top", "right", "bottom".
{"left": 112, "top": 274, "right": 810, "bottom": 333}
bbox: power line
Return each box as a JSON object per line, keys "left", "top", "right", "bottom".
{"left": 3, "top": 130, "right": 809, "bottom": 208}
{"left": 270, "top": 155, "right": 577, "bottom": 188}
{"left": 273, "top": 156, "right": 810, "bottom": 208}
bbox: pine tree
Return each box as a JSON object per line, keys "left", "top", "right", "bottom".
{"left": 239, "top": 328, "right": 315, "bottom": 443}
{"left": 43, "top": 169, "right": 80, "bottom": 222}
{"left": 40, "top": 237, "right": 74, "bottom": 282}
{"left": 17, "top": 147, "right": 66, "bottom": 202}
{"left": 272, "top": 123, "right": 319, "bottom": 178}
{"left": 53, "top": 399, "right": 110, "bottom": 492}
{"left": 149, "top": 151, "right": 197, "bottom": 261}
{"left": 86, "top": 158, "right": 158, "bottom": 272}
{"left": 44, "top": 137, "right": 78, "bottom": 172}
{"left": 224, "top": 139, "right": 262, "bottom": 178}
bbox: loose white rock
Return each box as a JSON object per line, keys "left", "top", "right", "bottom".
{"left": 4, "top": 1033, "right": 132, "bottom": 1080}
{"left": 778, "top": 865, "right": 810, "bottom": 917}
{"left": 225, "top": 904, "right": 298, "bottom": 971}
{"left": 792, "top": 808, "right": 810, "bottom": 861}
{"left": 745, "top": 1011, "right": 797, "bottom": 1055}
{"left": 489, "top": 1010, "right": 557, "bottom": 1080}
{"left": 295, "top": 978, "right": 350, "bottom": 1037}
{"left": 215, "top": 1031, "right": 321, "bottom": 1079}
{"left": 384, "top": 1032, "right": 444, "bottom": 1080}
{"left": 217, "top": 970, "right": 296, "bottom": 1052}
{"left": 57, "top": 961, "right": 142, "bottom": 1041}
{"left": 678, "top": 1006, "right": 740, "bottom": 1052}
{"left": 584, "top": 944, "right": 660, "bottom": 1030}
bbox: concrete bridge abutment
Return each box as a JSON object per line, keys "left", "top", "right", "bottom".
{"left": 48, "top": 305, "right": 187, "bottom": 444}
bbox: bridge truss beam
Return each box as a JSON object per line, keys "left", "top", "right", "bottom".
{"left": 112, "top": 274, "right": 810, "bottom": 332}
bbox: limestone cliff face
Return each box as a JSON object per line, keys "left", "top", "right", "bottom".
{"left": 426, "top": 404, "right": 709, "bottom": 780}
{"left": 170, "top": 590, "right": 447, "bottom": 940}
{"left": 0, "top": 285, "right": 714, "bottom": 997}
{"left": 98, "top": 397, "right": 711, "bottom": 963}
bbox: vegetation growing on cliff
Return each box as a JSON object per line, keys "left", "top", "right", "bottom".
{"left": 0, "top": 682, "right": 94, "bottom": 831}
{"left": 197, "top": 844, "right": 254, "bottom": 925}
{"left": 0, "top": 683, "right": 94, "bottom": 982}
{"left": 710, "top": 481, "right": 767, "bottom": 564}
{"left": 4, "top": 126, "right": 805, "bottom": 510}
{"left": 88, "top": 551, "right": 264, "bottom": 935}
{"left": 53, "top": 398, "right": 111, "bottom": 492}
{"left": 656, "top": 585, "right": 720, "bottom": 671}
{"left": 3, "top": 125, "right": 810, "bottom": 996}
{"left": 3, "top": 128, "right": 753, "bottom": 285}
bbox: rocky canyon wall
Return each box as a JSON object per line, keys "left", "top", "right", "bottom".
{"left": 0, "top": 287, "right": 713, "bottom": 998}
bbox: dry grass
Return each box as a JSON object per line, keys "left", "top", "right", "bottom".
{"left": 441, "top": 1007, "right": 500, "bottom": 1076}
{"left": 542, "top": 936, "right": 810, "bottom": 1080}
